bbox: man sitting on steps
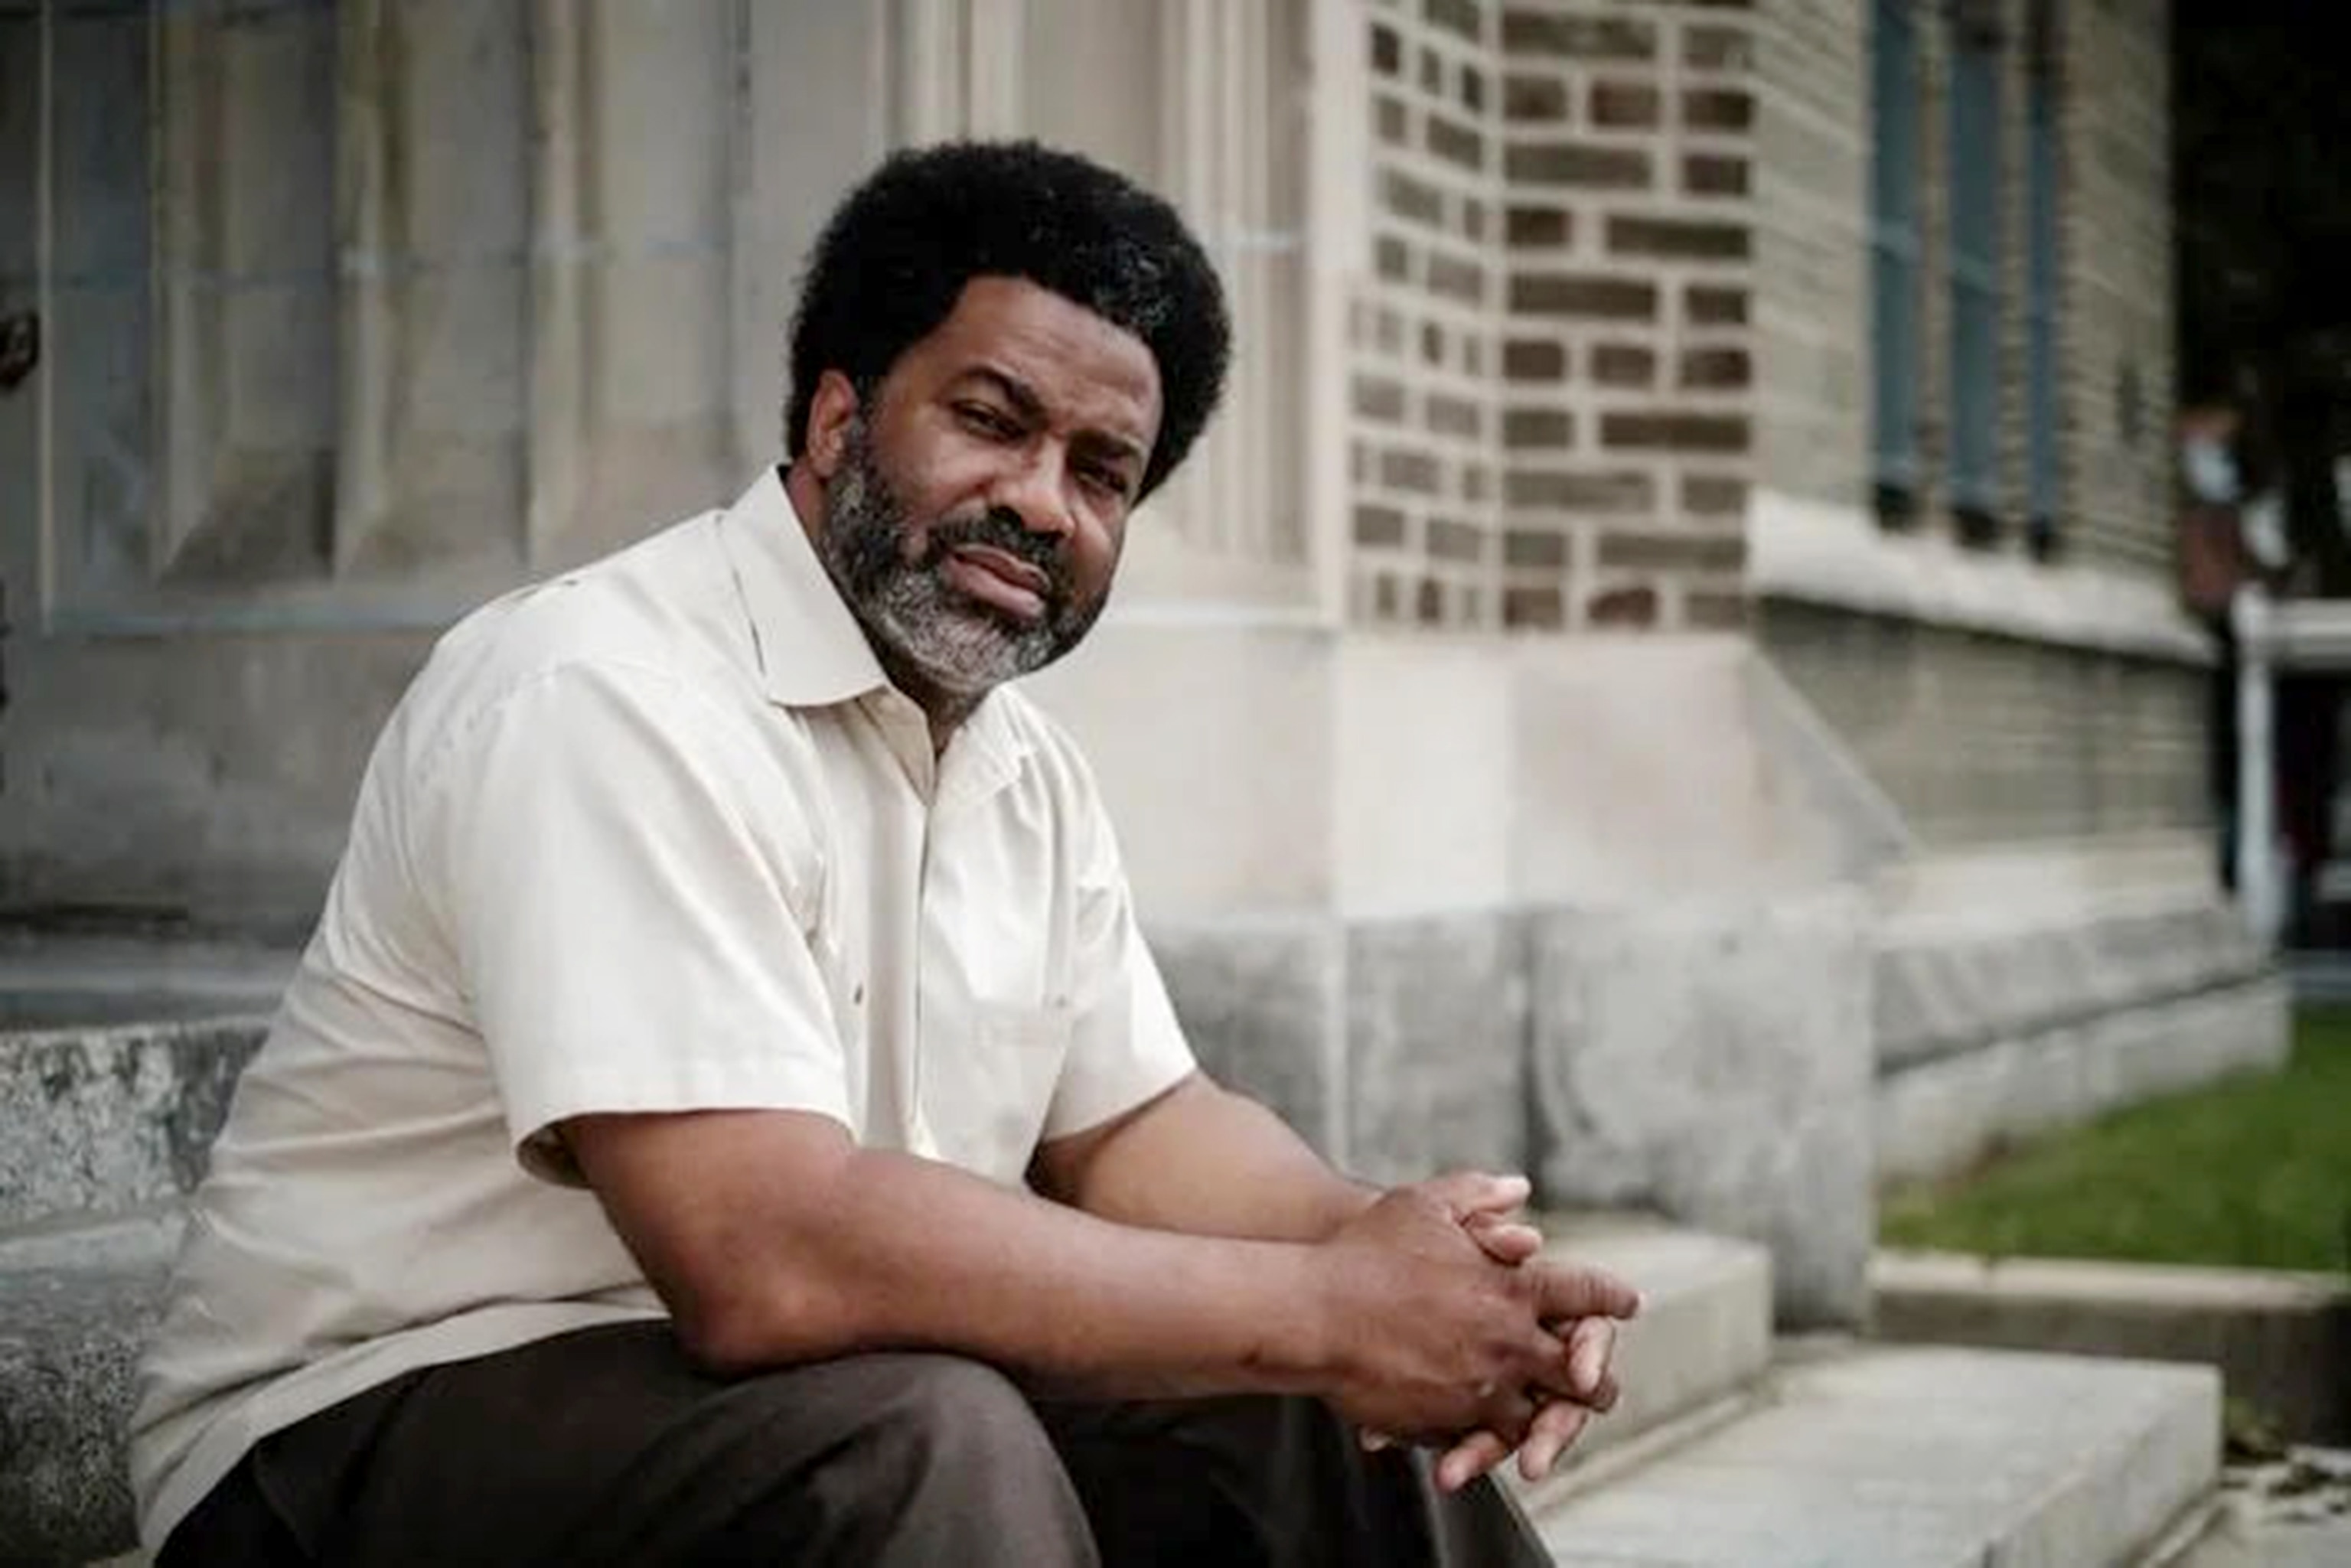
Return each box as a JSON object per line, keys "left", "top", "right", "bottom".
{"left": 131, "top": 140, "right": 1639, "bottom": 1567}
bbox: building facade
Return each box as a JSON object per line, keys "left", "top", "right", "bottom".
{"left": 0, "top": 0, "right": 2281, "bottom": 1322}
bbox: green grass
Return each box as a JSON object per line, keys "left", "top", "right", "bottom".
{"left": 1879, "top": 1007, "right": 2351, "bottom": 1273}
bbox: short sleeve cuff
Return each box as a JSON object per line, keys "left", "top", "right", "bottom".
{"left": 506, "top": 1050, "right": 853, "bottom": 1185}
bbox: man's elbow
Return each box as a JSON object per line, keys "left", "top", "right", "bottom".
{"left": 670, "top": 1268, "right": 867, "bottom": 1377}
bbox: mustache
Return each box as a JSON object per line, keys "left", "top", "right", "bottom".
{"left": 922, "top": 508, "right": 1072, "bottom": 598}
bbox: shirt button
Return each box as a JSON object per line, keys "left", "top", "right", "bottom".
{"left": 852, "top": 982, "right": 866, "bottom": 1006}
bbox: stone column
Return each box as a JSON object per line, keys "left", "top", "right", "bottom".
{"left": 1131, "top": 0, "right": 1316, "bottom": 607}
{"left": 336, "top": 0, "right": 531, "bottom": 582}
{"left": 889, "top": 0, "right": 964, "bottom": 145}
{"left": 154, "top": 2, "right": 337, "bottom": 584}
{"left": 528, "top": 0, "right": 739, "bottom": 567}
{"left": 2234, "top": 585, "right": 2280, "bottom": 945}
{"left": 1528, "top": 892, "right": 1876, "bottom": 1328}
{"left": 732, "top": 5, "right": 892, "bottom": 468}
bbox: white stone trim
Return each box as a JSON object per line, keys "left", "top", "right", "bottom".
{"left": 1306, "top": 0, "right": 1369, "bottom": 628}
{"left": 888, "top": 0, "right": 967, "bottom": 145}
{"left": 964, "top": 0, "right": 1026, "bottom": 136}
{"left": 526, "top": 0, "right": 591, "bottom": 565}
{"left": 2235, "top": 592, "right": 2351, "bottom": 670}
{"left": 1748, "top": 489, "right": 2216, "bottom": 664}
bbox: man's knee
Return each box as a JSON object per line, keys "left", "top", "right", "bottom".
{"left": 812, "top": 1354, "right": 1081, "bottom": 1539}
{"left": 855, "top": 1352, "right": 1055, "bottom": 1472}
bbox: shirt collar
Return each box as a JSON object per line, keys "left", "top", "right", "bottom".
{"left": 714, "top": 467, "right": 889, "bottom": 709}
{"left": 715, "top": 469, "right": 1034, "bottom": 790}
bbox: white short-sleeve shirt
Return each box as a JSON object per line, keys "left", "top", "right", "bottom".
{"left": 129, "top": 470, "right": 1198, "bottom": 1549}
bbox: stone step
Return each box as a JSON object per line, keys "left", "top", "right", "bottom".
{"left": 1873, "top": 1249, "right": 2351, "bottom": 1445}
{"left": 0, "top": 1015, "right": 266, "bottom": 1234}
{"left": 1531, "top": 1214, "right": 1774, "bottom": 1463}
{"left": 1523, "top": 1341, "right": 2221, "bottom": 1567}
{"left": 0, "top": 1210, "right": 183, "bottom": 1566}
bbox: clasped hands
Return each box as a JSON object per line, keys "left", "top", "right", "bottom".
{"left": 1326, "top": 1172, "right": 1639, "bottom": 1495}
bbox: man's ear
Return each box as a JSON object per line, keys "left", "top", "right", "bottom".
{"left": 803, "top": 370, "right": 862, "bottom": 481}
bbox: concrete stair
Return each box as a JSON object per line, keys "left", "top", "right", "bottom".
{"left": 1527, "top": 1214, "right": 1775, "bottom": 1464}
{"left": 0, "top": 962, "right": 2226, "bottom": 1566}
{"left": 1521, "top": 1340, "right": 2219, "bottom": 1567}
{"left": 0, "top": 954, "right": 271, "bottom": 1566}
{"left": 0, "top": 1212, "right": 183, "bottom": 1566}
{"left": 1513, "top": 1224, "right": 2223, "bottom": 1567}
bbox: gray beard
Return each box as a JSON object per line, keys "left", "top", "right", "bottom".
{"left": 816, "top": 424, "right": 1107, "bottom": 701}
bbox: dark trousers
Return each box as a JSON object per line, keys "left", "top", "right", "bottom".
{"left": 161, "top": 1322, "right": 1548, "bottom": 1566}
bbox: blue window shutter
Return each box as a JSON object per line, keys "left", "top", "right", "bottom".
{"left": 2026, "top": 31, "right": 2062, "bottom": 540}
{"left": 1947, "top": 12, "right": 2003, "bottom": 523}
{"left": 1870, "top": 0, "right": 1922, "bottom": 500}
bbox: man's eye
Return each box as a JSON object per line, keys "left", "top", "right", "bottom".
{"left": 956, "top": 403, "right": 1018, "bottom": 438}
{"left": 1082, "top": 466, "right": 1133, "bottom": 501}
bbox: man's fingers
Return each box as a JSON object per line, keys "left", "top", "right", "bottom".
{"left": 1533, "top": 1259, "right": 1642, "bottom": 1322}
{"left": 1420, "top": 1169, "right": 1531, "bottom": 1221}
{"left": 1567, "top": 1315, "right": 1619, "bottom": 1404}
{"left": 1515, "top": 1400, "right": 1593, "bottom": 1483}
{"left": 1434, "top": 1429, "right": 1511, "bottom": 1494}
{"left": 1464, "top": 1214, "right": 1544, "bottom": 1265}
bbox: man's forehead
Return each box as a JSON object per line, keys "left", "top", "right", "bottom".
{"left": 914, "top": 278, "right": 1162, "bottom": 437}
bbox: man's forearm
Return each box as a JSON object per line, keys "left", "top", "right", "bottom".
{"left": 1035, "top": 1076, "right": 1377, "bottom": 1243}
{"left": 750, "top": 1147, "right": 1337, "bottom": 1397}
{"left": 573, "top": 1105, "right": 1639, "bottom": 1449}
{"left": 577, "top": 1110, "right": 1335, "bottom": 1401}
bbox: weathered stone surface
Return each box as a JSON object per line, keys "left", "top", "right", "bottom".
{"left": 0, "top": 1019, "right": 265, "bottom": 1231}
{"left": 1875, "top": 975, "right": 2292, "bottom": 1184}
{"left": 1873, "top": 1250, "right": 2351, "bottom": 1444}
{"left": 1528, "top": 894, "right": 1873, "bottom": 1328}
{"left": 1874, "top": 896, "right": 2271, "bottom": 1071}
{"left": 2177, "top": 1446, "right": 2351, "bottom": 1568}
{"left": 1529, "top": 1344, "right": 2220, "bottom": 1568}
{"left": 1344, "top": 912, "right": 1528, "bottom": 1188}
{"left": 1149, "top": 918, "right": 1345, "bottom": 1162}
{"left": 0, "top": 1213, "right": 181, "bottom": 1565}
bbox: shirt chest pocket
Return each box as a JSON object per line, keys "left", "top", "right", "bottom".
{"left": 927, "top": 1001, "right": 1073, "bottom": 1185}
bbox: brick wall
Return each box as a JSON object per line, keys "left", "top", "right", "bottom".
{"left": 2058, "top": 0, "right": 2172, "bottom": 575}
{"left": 1762, "top": 600, "right": 2209, "bottom": 843}
{"left": 1753, "top": 0, "right": 1868, "bottom": 510}
{"left": 1749, "top": 0, "right": 2203, "bottom": 849}
{"left": 1498, "top": 0, "right": 1759, "bottom": 632}
{"left": 1347, "top": 0, "right": 1761, "bottom": 633}
{"left": 1348, "top": 0, "right": 1505, "bottom": 629}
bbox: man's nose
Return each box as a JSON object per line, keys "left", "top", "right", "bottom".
{"left": 991, "top": 445, "right": 1077, "bottom": 540}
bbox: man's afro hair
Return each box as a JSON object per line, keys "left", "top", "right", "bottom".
{"left": 786, "top": 141, "right": 1232, "bottom": 501}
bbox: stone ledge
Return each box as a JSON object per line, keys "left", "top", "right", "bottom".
{"left": 1534, "top": 1216, "right": 1773, "bottom": 1467}
{"left": 0, "top": 1018, "right": 266, "bottom": 1232}
{"left": 1749, "top": 487, "right": 2217, "bottom": 665}
{"left": 1873, "top": 1250, "right": 2351, "bottom": 1445}
{"left": 1528, "top": 1342, "right": 2221, "bottom": 1567}
{"left": 1875, "top": 974, "right": 2293, "bottom": 1185}
{"left": 1874, "top": 898, "right": 2271, "bottom": 1073}
{"left": 0, "top": 1213, "right": 181, "bottom": 1566}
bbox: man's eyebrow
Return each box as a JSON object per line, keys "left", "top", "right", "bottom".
{"left": 957, "top": 365, "right": 1148, "bottom": 467}
{"left": 957, "top": 365, "right": 1048, "bottom": 423}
